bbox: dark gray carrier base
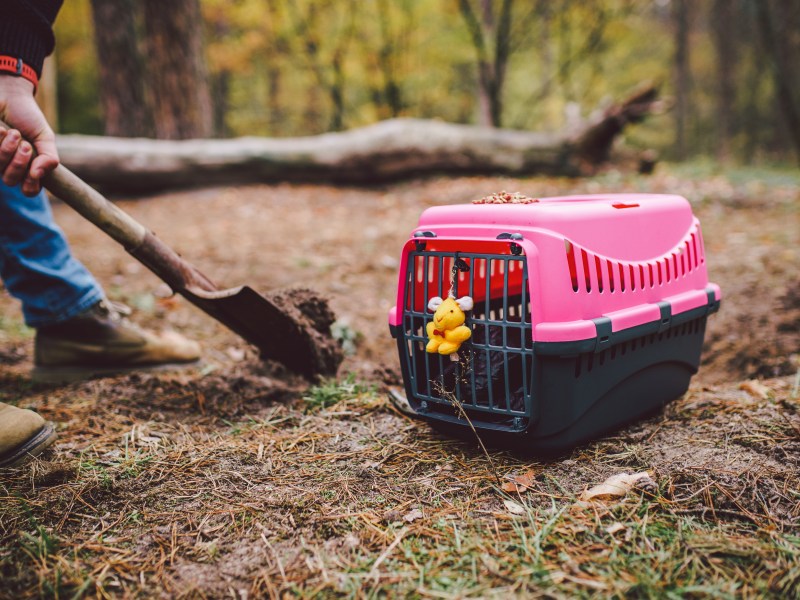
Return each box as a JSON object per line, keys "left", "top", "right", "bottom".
{"left": 392, "top": 295, "right": 720, "bottom": 456}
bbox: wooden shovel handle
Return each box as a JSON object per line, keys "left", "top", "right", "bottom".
{"left": 44, "top": 164, "right": 219, "bottom": 293}
{"left": 43, "top": 163, "right": 148, "bottom": 249}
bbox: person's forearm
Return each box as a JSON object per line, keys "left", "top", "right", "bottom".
{"left": 0, "top": 0, "right": 65, "bottom": 77}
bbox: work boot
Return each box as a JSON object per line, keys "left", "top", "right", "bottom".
{"left": 33, "top": 300, "right": 201, "bottom": 383}
{"left": 0, "top": 403, "right": 57, "bottom": 468}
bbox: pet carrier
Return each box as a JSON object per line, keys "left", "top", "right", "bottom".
{"left": 388, "top": 193, "right": 721, "bottom": 453}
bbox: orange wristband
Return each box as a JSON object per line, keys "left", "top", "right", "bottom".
{"left": 0, "top": 56, "right": 39, "bottom": 93}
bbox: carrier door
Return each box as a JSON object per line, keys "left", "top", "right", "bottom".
{"left": 397, "top": 240, "right": 537, "bottom": 431}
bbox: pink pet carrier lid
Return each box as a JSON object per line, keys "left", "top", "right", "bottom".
{"left": 414, "top": 194, "right": 695, "bottom": 262}
{"left": 390, "top": 194, "right": 721, "bottom": 343}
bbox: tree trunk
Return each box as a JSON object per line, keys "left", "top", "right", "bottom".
{"left": 672, "top": 0, "right": 691, "bottom": 160}
{"left": 457, "top": 0, "right": 514, "bottom": 128}
{"left": 754, "top": 0, "right": 800, "bottom": 164}
{"left": 493, "top": 0, "right": 513, "bottom": 124}
{"left": 209, "top": 16, "right": 231, "bottom": 138}
{"left": 477, "top": 0, "right": 495, "bottom": 127}
{"left": 372, "top": 0, "right": 406, "bottom": 118}
{"left": 711, "top": 0, "right": 736, "bottom": 161}
{"left": 142, "top": 0, "right": 213, "bottom": 139}
{"left": 90, "top": 0, "right": 152, "bottom": 137}
{"left": 55, "top": 85, "right": 663, "bottom": 194}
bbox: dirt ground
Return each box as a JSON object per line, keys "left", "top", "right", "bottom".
{"left": 0, "top": 167, "right": 798, "bottom": 598}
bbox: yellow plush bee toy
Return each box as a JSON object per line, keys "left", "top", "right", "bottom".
{"left": 426, "top": 295, "right": 474, "bottom": 358}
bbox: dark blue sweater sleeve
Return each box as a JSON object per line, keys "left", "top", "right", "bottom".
{"left": 0, "top": 0, "right": 65, "bottom": 76}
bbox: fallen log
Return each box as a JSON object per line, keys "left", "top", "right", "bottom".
{"left": 56, "top": 84, "right": 664, "bottom": 194}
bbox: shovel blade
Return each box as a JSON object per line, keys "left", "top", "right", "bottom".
{"left": 179, "top": 285, "right": 326, "bottom": 379}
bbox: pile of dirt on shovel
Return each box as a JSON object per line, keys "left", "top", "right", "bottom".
{"left": 268, "top": 287, "right": 344, "bottom": 378}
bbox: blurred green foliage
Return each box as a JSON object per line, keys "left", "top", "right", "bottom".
{"left": 53, "top": 0, "right": 102, "bottom": 134}
{"left": 52, "top": 0, "right": 798, "bottom": 164}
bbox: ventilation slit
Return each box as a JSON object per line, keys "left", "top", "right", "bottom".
{"left": 619, "top": 263, "right": 626, "bottom": 292}
{"left": 581, "top": 250, "right": 592, "bottom": 292}
{"left": 566, "top": 241, "right": 578, "bottom": 291}
{"left": 685, "top": 240, "right": 693, "bottom": 271}
{"left": 607, "top": 261, "right": 615, "bottom": 292}
{"left": 595, "top": 255, "right": 604, "bottom": 293}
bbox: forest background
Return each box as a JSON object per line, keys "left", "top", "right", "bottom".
{"left": 3, "top": 2, "right": 799, "bottom": 596}
{"left": 46, "top": 0, "right": 800, "bottom": 166}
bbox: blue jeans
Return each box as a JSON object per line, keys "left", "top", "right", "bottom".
{"left": 0, "top": 182, "right": 103, "bottom": 328}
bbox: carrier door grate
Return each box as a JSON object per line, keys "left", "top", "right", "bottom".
{"left": 400, "top": 249, "right": 534, "bottom": 427}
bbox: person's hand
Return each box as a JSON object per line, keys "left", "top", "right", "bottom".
{"left": 0, "top": 74, "right": 59, "bottom": 196}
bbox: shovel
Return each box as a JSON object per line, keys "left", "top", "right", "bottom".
{"left": 28, "top": 157, "right": 342, "bottom": 379}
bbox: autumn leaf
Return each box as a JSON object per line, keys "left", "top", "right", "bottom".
{"left": 500, "top": 468, "right": 537, "bottom": 493}
{"left": 503, "top": 499, "right": 526, "bottom": 515}
{"left": 579, "top": 471, "right": 656, "bottom": 503}
{"left": 403, "top": 509, "right": 424, "bottom": 523}
{"left": 739, "top": 380, "right": 772, "bottom": 400}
